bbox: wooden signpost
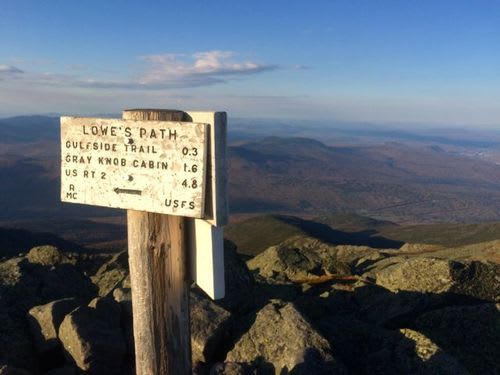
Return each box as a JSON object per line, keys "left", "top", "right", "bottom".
{"left": 60, "top": 109, "right": 228, "bottom": 375}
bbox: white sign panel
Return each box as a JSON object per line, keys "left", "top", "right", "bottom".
{"left": 61, "top": 117, "right": 208, "bottom": 218}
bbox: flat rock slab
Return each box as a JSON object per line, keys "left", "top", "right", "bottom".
{"left": 247, "top": 237, "right": 351, "bottom": 283}
{"left": 374, "top": 258, "right": 500, "bottom": 302}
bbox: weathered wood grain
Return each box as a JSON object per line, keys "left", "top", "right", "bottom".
{"left": 125, "top": 109, "right": 191, "bottom": 375}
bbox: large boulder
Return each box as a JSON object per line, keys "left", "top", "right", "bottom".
{"left": 374, "top": 258, "right": 500, "bottom": 302}
{"left": 26, "top": 245, "right": 71, "bottom": 266}
{"left": 247, "top": 237, "right": 351, "bottom": 283}
{"left": 58, "top": 296, "right": 126, "bottom": 374}
{"left": 278, "top": 236, "right": 385, "bottom": 267}
{"left": 226, "top": 300, "right": 346, "bottom": 374}
{"left": 415, "top": 303, "right": 500, "bottom": 374}
{"left": 27, "top": 298, "right": 80, "bottom": 355}
{"left": 191, "top": 290, "right": 232, "bottom": 365}
{"left": 247, "top": 244, "right": 321, "bottom": 281}
{"left": 0, "top": 254, "right": 97, "bottom": 315}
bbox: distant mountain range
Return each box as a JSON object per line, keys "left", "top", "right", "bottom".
{"left": 229, "top": 136, "right": 500, "bottom": 223}
{"left": 0, "top": 115, "right": 60, "bottom": 142}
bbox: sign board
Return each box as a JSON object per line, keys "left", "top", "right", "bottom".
{"left": 61, "top": 117, "right": 208, "bottom": 218}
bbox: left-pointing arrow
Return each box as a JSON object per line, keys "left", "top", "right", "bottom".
{"left": 114, "top": 188, "right": 142, "bottom": 195}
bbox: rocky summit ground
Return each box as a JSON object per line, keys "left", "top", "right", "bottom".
{"left": 0, "top": 235, "right": 499, "bottom": 374}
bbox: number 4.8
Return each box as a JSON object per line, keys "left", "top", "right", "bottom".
{"left": 182, "top": 179, "right": 198, "bottom": 189}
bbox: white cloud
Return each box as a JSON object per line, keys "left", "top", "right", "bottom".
{"left": 0, "top": 51, "right": 276, "bottom": 90}
{"left": 140, "top": 51, "right": 273, "bottom": 81}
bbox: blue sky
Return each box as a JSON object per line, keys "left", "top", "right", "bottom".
{"left": 1, "top": 0, "right": 499, "bottom": 126}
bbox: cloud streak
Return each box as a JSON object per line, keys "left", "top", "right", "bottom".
{"left": 0, "top": 65, "right": 24, "bottom": 74}
{"left": 0, "top": 51, "right": 277, "bottom": 90}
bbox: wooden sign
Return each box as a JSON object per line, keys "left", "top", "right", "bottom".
{"left": 60, "top": 109, "right": 228, "bottom": 375}
{"left": 61, "top": 117, "right": 208, "bottom": 218}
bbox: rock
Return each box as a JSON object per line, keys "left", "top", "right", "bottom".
{"left": 112, "top": 287, "right": 131, "bottom": 303}
{"left": 248, "top": 245, "right": 323, "bottom": 282}
{"left": 318, "top": 317, "right": 467, "bottom": 375}
{"left": 121, "top": 275, "right": 131, "bottom": 289}
{"left": 352, "top": 251, "right": 387, "bottom": 274}
{"left": 0, "top": 258, "right": 24, "bottom": 287}
{"left": 418, "top": 240, "right": 500, "bottom": 264}
{"left": 375, "top": 257, "right": 453, "bottom": 293}
{"left": 0, "top": 256, "right": 97, "bottom": 315}
{"left": 26, "top": 245, "right": 65, "bottom": 266}
{"left": 360, "top": 255, "right": 410, "bottom": 281}
{"left": 324, "top": 244, "right": 384, "bottom": 269}
{"left": 450, "top": 261, "right": 500, "bottom": 302}
{"left": 247, "top": 237, "right": 350, "bottom": 283}
{"left": 191, "top": 289, "right": 232, "bottom": 365}
{"left": 27, "top": 298, "right": 80, "bottom": 354}
{"left": 58, "top": 296, "right": 126, "bottom": 374}
{"left": 0, "top": 251, "right": 96, "bottom": 372}
{"left": 397, "top": 243, "right": 445, "bottom": 253}
{"left": 272, "top": 236, "right": 383, "bottom": 267}
{"left": 374, "top": 258, "right": 500, "bottom": 302}
{"left": 91, "top": 251, "right": 129, "bottom": 296}
{"left": 415, "top": 303, "right": 500, "bottom": 373}
{"left": 216, "top": 241, "right": 254, "bottom": 313}
{"left": 226, "top": 301, "right": 346, "bottom": 374}
{"left": 397, "top": 329, "right": 468, "bottom": 373}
